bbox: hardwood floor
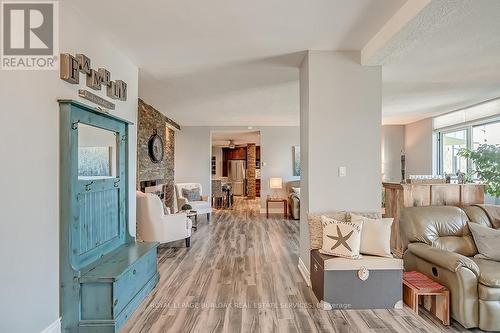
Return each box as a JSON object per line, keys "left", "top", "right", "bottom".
{"left": 122, "top": 198, "right": 477, "bottom": 333}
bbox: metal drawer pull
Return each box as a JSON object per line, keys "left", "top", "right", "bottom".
{"left": 133, "top": 269, "right": 137, "bottom": 275}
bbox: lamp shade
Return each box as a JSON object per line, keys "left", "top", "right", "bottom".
{"left": 269, "top": 177, "right": 283, "bottom": 189}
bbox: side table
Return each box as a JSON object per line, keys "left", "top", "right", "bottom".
{"left": 403, "top": 271, "right": 450, "bottom": 326}
{"left": 266, "top": 197, "right": 288, "bottom": 219}
{"left": 186, "top": 210, "right": 198, "bottom": 230}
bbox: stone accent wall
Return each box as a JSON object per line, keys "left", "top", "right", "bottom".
{"left": 137, "top": 99, "right": 176, "bottom": 211}
{"left": 247, "top": 143, "right": 256, "bottom": 199}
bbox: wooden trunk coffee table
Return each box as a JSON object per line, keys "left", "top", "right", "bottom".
{"left": 403, "top": 271, "right": 450, "bottom": 326}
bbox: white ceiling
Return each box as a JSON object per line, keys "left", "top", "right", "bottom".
{"left": 212, "top": 131, "right": 261, "bottom": 147}
{"left": 66, "top": 0, "right": 500, "bottom": 126}
{"left": 379, "top": 0, "right": 500, "bottom": 124}
{"left": 66, "top": 0, "right": 405, "bottom": 126}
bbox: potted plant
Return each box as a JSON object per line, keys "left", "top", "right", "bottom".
{"left": 181, "top": 204, "right": 192, "bottom": 212}
{"left": 458, "top": 143, "right": 500, "bottom": 197}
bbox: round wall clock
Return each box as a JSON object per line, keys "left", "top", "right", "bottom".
{"left": 148, "top": 133, "right": 164, "bottom": 163}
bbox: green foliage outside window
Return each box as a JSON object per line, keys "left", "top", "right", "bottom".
{"left": 458, "top": 144, "right": 500, "bottom": 197}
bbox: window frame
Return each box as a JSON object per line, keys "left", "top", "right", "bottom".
{"left": 435, "top": 115, "right": 500, "bottom": 175}
{"left": 436, "top": 126, "right": 471, "bottom": 175}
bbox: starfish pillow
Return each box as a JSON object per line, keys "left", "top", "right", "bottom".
{"left": 319, "top": 216, "right": 363, "bottom": 259}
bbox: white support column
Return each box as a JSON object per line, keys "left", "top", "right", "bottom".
{"left": 299, "top": 51, "right": 382, "bottom": 271}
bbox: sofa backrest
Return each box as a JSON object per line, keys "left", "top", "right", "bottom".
{"left": 462, "top": 205, "right": 494, "bottom": 228}
{"left": 400, "top": 206, "right": 477, "bottom": 257}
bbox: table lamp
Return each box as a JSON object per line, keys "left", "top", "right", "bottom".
{"left": 269, "top": 177, "right": 283, "bottom": 199}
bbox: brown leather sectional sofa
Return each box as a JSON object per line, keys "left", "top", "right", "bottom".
{"left": 400, "top": 205, "right": 500, "bottom": 331}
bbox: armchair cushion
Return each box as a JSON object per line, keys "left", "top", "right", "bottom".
{"left": 182, "top": 187, "right": 201, "bottom": 201}
{"left": 407, "top": 243, "right": 480, "bottom": 276}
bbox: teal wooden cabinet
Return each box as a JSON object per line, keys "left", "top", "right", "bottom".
{"left": 59, "top": 100, "right": 159, "bottom": 333}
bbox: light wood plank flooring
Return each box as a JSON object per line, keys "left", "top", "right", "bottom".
{"left": 122, "top": 198, "right": 477, "bottom": 333}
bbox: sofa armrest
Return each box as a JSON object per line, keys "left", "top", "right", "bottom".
{"left": 407, "top": 243, "right": 480, "bottom": 276}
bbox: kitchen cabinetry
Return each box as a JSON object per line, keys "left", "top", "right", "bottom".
{"left": 222, "top": 146, "right": 261, "bottom": 177}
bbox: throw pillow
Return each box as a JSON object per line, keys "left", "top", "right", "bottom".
{"left": 468, "top": 222, "right": 500, "bottom": 261}
{"left": 319, "top": 216, "right": 363, "bottom": 259}
{"left": 182, "top": 187, "right": 201, "bottom": 201}
{"left": 351, "top": 214, "right": 393, "bottom": 258}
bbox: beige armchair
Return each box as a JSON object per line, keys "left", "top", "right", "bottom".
{"left": 174, "top": 183, "right": 212, "bottom": 220}
{"left": 136, "top": 191, "right": 192, "bottom": 247}
{"left": 401, "top": 205, "right": 500, "bottom": 331}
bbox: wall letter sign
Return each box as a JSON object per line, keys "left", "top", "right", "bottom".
{"left": 60, "top": 53, "right": 127, "bottom": 101}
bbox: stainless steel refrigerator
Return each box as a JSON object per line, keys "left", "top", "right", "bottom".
{"left": 228, "top": 160, "right": 246, "bottom": 196}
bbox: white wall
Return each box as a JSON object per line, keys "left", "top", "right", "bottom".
{"left": 404, "top": 117, "right": 434, "bottom": 175}
{"left": 175, "top": 126, "right": 300, "bottom": 208}
{"left": 299, "top": 51, "right": 382, "bottom": 270}
{"left": 175, "top": 127, "right": 212, "bottom": 195}
{"left": 0, "top": 2, "right": 138, "bottom": 332}
{"left": 381, "top": 125, "right": 405, "bottom": 182}
{"left": 260, "top": 127, "right": 300, "bottom": 205}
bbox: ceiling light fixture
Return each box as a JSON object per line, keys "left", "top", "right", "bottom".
{"left": 228, "top": 140, "right": 235, "bottom": 149}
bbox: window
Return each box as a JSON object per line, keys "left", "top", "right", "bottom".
{"left": 441, "top": 129, "right": 468, "bottom": 175}
{"left": 435, "top": 98, "right": 500, "bottom": 176}
{"left": 437, "top": 119, "right": 500, "bottom": 175}
{"left": 473, "top": 121, "right": 500, "bottom": 148}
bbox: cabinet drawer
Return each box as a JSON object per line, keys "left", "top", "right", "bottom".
{"left": 113, "top": 249, "right": 157, "bottom": 315}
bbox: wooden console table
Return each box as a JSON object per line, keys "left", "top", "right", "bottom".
{"left": 266, "top": 198, "right": 288, "bottom": 218}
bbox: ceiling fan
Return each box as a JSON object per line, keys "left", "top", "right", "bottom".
{"left": 212, "top": 139, "right": 247, "bottom": 148}
{"left": 227, "top": 140, "right": 248, "bottom": 149}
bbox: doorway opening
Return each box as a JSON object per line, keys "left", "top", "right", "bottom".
{"left": 211, "top": 130, "right": 261, "bottom": 210}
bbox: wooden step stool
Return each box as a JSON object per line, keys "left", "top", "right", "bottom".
{"left": 403, "top": 271, "right": 450, "bottom": 326}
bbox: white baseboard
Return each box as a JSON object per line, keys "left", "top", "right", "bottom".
{"left": 41, "top": 317, "right": 61, "bottom": 333}
{"left": 298, "top": 257, "right": 311, "bottom": 287}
